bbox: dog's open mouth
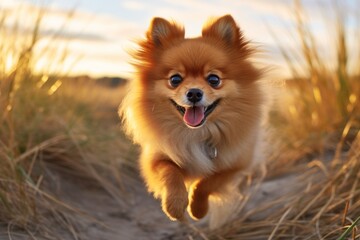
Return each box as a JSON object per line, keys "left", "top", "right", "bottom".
{"left": 170, "top": 99, "right": 220, "bottom": 128}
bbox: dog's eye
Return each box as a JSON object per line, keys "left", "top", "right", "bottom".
{"left": 169, "top": 74, "right": 183, "bottom": 88}
{"left": 207, "top": 74, "right": 221, "bottom": 88}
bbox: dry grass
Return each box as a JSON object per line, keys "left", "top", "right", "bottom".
{"left": 268, "top": 0, "right": 360, "bottom": 167}
{"left": 0, "top": 6, "right": 132, "bottom": 238}
{"left": 201, "top": 131, "right": 360, "bottom": 240}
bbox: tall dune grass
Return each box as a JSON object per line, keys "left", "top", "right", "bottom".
{"left": 266, "top": 0, "right": 360, "bottom": 237}
{"left": 0, "top": 6, "right": 130, "bottom": 237}
{"left": 203, "top": 134, "right": 360, "bottom": 239}
{"left": 268, "top": 0, "right": 360, "bottom": 167}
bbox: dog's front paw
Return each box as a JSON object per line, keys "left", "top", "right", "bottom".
{"left": 162, "top": 189, "right": 188, "bottom": 221}
{"left": 188, "top": 186, "right": 209, "bottom": 220}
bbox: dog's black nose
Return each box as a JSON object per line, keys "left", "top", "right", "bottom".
{"left": 186, "top": 88, "right": 203, "bottom": 103}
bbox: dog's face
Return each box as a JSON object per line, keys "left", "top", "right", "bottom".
{"left": 160, "top": 40, "right": 240, "bottom": 129}
{"left": 133, "top": 15, "right": 260, "bottom": 129}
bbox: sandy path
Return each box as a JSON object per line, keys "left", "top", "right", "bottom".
{"left": 1, "top": 164, "right": 302, "bottom": 240}
{"left": 51, "top": 170, "right": 187, "bottom": 240}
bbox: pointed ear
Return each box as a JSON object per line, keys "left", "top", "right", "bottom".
{"left": 202, "top": 15, "right": 241, "bottom": 45}
{"left": 147, "top": 17, "right": 184, "bottom": 47}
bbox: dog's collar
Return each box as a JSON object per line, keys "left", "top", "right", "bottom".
{"left": 206, "top": 145, "right": 217, "bottom": 160}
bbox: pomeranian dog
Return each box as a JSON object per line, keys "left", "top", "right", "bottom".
{"left": 120, "top": 15, "right": 264, "bottom": 226}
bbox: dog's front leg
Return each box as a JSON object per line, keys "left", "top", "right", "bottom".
{"left": 188, "top": 169, "right": 240, "bottom": 220}
{"left": 141, "top": 155, "right": 188, "bottom": 221}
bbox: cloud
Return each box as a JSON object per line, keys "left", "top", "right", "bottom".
{"left": 2, "top": 0, "right": 357, "bottom": 78}
{"left": 0, "top": 0, "right": 22, "bottom": 8}
{"left": 0, "top": 1, "right": 141, "bottom": 78}
{"left": 121, "top": 1, "right": 146, "bottom": 10}
{"left": 0, "top": 0, "right": 299, "bottom": 78}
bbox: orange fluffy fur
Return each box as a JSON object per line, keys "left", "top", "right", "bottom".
{"left": 119, "top": 15, "right": 263, "bottom": 223}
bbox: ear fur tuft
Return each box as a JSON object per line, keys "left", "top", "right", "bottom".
{"left": 147, "top": 17, "right": 184, "bottom": 46}
{"left": 202, "top": 15, "right": 241, "bottom": 45}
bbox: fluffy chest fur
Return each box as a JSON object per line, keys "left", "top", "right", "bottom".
{"left": 160, "top": 132, "right": 257, "bottom": 177}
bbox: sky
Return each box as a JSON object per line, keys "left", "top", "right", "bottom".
{"left": 0, "top": 0, "right": 358, "bottom": 79}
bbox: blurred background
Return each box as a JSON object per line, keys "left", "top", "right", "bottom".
{"left": 0, "top": 0, "right": 359, "bottom": 239}
{"left": 3, "top": 0, "right": 359, "bottom": 78}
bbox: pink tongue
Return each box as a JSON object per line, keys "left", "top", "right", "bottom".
{"left": 183, "top": 106, "right": 205, "bottom": 127}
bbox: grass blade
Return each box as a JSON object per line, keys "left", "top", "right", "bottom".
{"left": 337, "top": 215, "right": 360, "bottom": 240}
